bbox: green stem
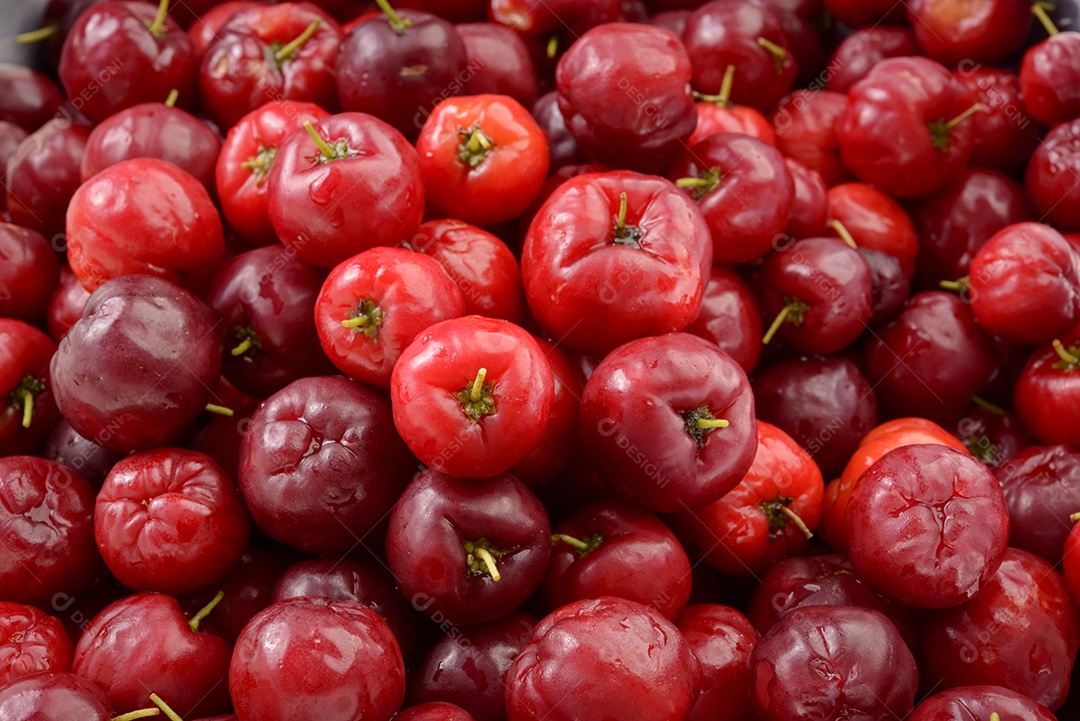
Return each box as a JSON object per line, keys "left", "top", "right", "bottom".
{"left": 1053, "top": 339, "right": 1080, "bottom": 366}
{"left": 469, "top": 368, "right": 487, "bottom": 403}
{"left": 546, "top": 35, "right": 558, "bottom": 59}
{"left": 164, "top": 89, "right": 178, "bottom": 107}
{"left": 696, "top": 417, "right": 729, "bottom": 429}
{"left": 19, "top": 389, "right": 32, "bottom": 429}
{"left": 149, "top": 694, "right": 183, "bottom": 721}
{"left": 188, "top": 590, "right": 225, "bottom": 632}
{"left": 304, "top": 120, "right": 336, "bottom": 160}
{"left": 939, "top": 276, "right": 970, "bottom": 293}
{"left": 551, "top": 534, "right": 591, "bottom": 552}
{"left": 148, "top": 0, "right": 170, "bottom": 38}
{"left": 676, "top": 177, "right": 712, "bottom": 189}
{"left": 204, "top": 404, "right": 234, "bottom": 418}
{"left": 374, "top": 0, "right": 413, "bottom": 33}
{"left": 112, "top": 710, "right": 161, "bottom": 721}
{"left": 780, "top": 505, "right": 813, "bottom": 540}
{"left": 971, "top": 394, "right": 1005, "bottom": 416}
{"left": 942, "top": 104, "right": 984, "bottom": 131}
{"left": 1032, "top": 2, "right": 1060, "bottom": 35}
{"left": 16, "top": 24, "right": 58, "bottom": 44}
{"left": 718, "top": 64, "right": 735, "bottom": 106}
{"left": 275, "top": 18, "right": 321, "bottom": 63}
{"left": 757, "top": 37, "right": 787, "bottom": 74}
{"left": 1070, "top": 512, "right": 1080, "bottom": 523}
{"left": 473, "top": 547, "right": 500, "bottom": 581}
{"left": 828, "top": 219, "right": 857, "bottom": 249}
{"left": 231, "top": 338, "right": 253, "bottom": 356}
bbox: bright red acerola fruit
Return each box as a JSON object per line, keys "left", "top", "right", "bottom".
{"left": 0, "top": 602, "right": 74, "bottom": 686}
{"left": 416, "top": 94, "right": 549, "bottom": 226}
{"left": 390, "top": 316, "right": 553, "bottom": 479}
{"left": 0, "top": 318, "right": 58, "bottom": 456}
{"left": 1014, "top": 325, "right": 1080, "bottom": 448}
{"left": 522, "top": 171, "right": 711, "bottom": 358}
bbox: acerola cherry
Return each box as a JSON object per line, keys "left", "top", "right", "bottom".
{"left": 909, "top": 686, "right": 1056, "bottom": 721}
{"left": 1014, "top": 326, "right": 1080, "bottom": 448}
{"left": 0, "top": 224, "right": 59, "bottom": 325}
{"left": 386, "top": 469, "right": 550, "bottom": 626}
{"left": 456, "top": 23, "right": 539, "bottom": 107}
{"left": 45, "top": 268, "right": 90, "bottom": 344}
{"left": 580, "top": 332, "right": 757, "bottom": 513}
{"left": 826, "top": 182, "right": 919, "bottom": 278}
{"left": 770, "top": 90, "right": 850, "bottom": 187}
{"left": 0, "top": 319, "right": 58, "bottom": 456}
{"left": 1019, "top": 10, "right": 1080, "bottom": 127}
{"left": 1025, "top": 118, "right": 1080, "bottom": 232}
{"left": 905, "top": 0, "right": 1030, "bottom": 66}
{"left": 825, "top": 27, "right": 917, "bottom": 94}
{"left": 397, "top": 704, "right": 477, "bottom": 721}
{"left": 555, "top": 23, "right": 696, "bottom": 172}
{"left": 749, "top": 606, "right": 918, "bottom": 721}
{"left": 846, "top": 443, "right": 1009, "bottom": 608}
{"left": 230, "top": 597, "right": 405, "bottom": 721}
{"left": 677, "top": 605, "right": 758, "bottom": 721}
{"left": 267, "top": 112, "right": 424, "bottom": 268}
{"left": 996, "top": 445, "right": 1080, "bottom": 563}
{"left": 685, "top": 266, "right": 763, "bottom": 376}
{"left": 390, "top": 316, "right": 553, "bottom": 479}
{"left": 505, "top": 597, "right": 701, "bottom": 721}
{"left": 0, "top": 673, "right": 111, "bottom": 721}
{"left": 66, "top": 158, "right": 225, "bottom": 292}
{"left": 958, "top": 68, "right": 1039, "bottom": 174}
{"left": 5, "top": 119, "right": 89, "bottom": 237}
{"left": 0, "top": 602, "right": 74, "bottom": 685}
{"left": 783, "top": 158, "right": 828, "bottom": 239}
{"left": 0, "top": 64, "right": 64, "bottom": 131}
{"left": 416, "top": 94, "right": 549, "bottom": 226}
{"left": 94, "top": 449, "right": 250, "bottom": 595}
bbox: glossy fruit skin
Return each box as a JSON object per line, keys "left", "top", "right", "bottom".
{"left": 66, "top": 158, "right": 225, "bottom": 292}
{"left": 272, "top": 556, "right": 420, "bottom": 660}
{"left": 685, "top": 266, "right": 762, "bottom": 376}
{"left": 0, "top": 456, "right": 98, "bottom": 608}
{"left": 784, "top": 158, "right": 828, "bottom": 239}
{"left": 73, "top": 593, "right": 232, "bottom": 716}
{"left": 0, "top": 602, "right": 74, "bottom": 686}
{"left": 208, "top": 245, "right": 335, "bottom": 398}
{"left": 917, "top": 548, "right": 1080, "bottom": 711}
{"left": 387, "top": 469, "right": 550, "bottom": 626}
{"left": 0, "top": 319, "right": 58, "bottom": 456}
{"left": 825, "top": 27, "right": 917, "bottom": 94}
{"left": 457, "top": 23, "right": 539, "bottom": 108}
{"left": 531, "top": 92, "right": 586, "bottom": 172}
{"left": 0, "top": 224, "right": 59, "bottom": 325}
{"left": 239, "top": 375, "right": 416, "bottom": 554}
{"left": 863, "top": 292, "right": 997, "bottom": 424}
{"left": 669, "top": 133, "right": 794, "bottom": 265}
{"left": 838, "top": 57, "right": 975, "bottom": 198}
{"left": 905, "top": 0, "right": 1029, "bottom": 66}
{"left": 188, "top": 0, "right": 267, "bottom": 54}
{"left": 957, "top": 68, "right": 1039, "bottom": 175}
{"left": 747, "top": 553, "right": 914, "bottom": 644}
{"left": 580, "top": 333, "right": 757, "bottom": 513}
{"left": 821, "top": 417, "right": 969, "bottom": 552}
{"left": 1020, "top": 32, "right": 1080, "bottom": 127}
{"left": 522, "top": 171, "right": 711, "bottom": 358}
{"left": 912, "top": 169, "right": 1035, "bottom": 287}
{"left": 690, "top": 102, "right": 775, "bottom": 146}
{"left": 847, "top": 444, "right": 1009, "bottom": 608}
{"left": 0, "top": 672, "right": 111, "bottom": 721}
{"left": 684, "top": 1, "right": 797, "bottom": 111}
{"left": 752, "top": 356, "right": 879, "bottom": 478}
{"left": 676, "top": 605, "right": 758, "bottom": 721}
{"left": 230, "top": 597, "right": 405, "bottom": 721}
{"left": 995, "top": 445, "right": 1080, "bottom": 563}
{"left": 317, "top": 248, "right": 465, "bottom": 389}
{"left": 0, "top": 65, "right": 65, "bottom": 131}
{"left": 5, "top": 119, "right": 89, "bottom": 237}
{"left": 1065, "top": 521, "right": 1080, "bottom": 605}
{"left": 762, "top": 236, "right": 872, "bottom": 354}
{"left": 94, "top": 449, "right": 250, "bottom": 595}
{"left": 216, "top": 100, "right": 331, "bottom": 247}
{"left": 860, "top": 247, "right": 910, "bottom": 326}
{"left": 555, "top": 23, "right": 696, "bottom": 172}
{"left": 403, "top": 219, "right": 527, "bottom": 325}
{"left": 909, "top": 685, "right": 1057, "bottom": 721}
{"left": 770, "top": 90, "right": 850, "bottom": 187}
{"left": 336, "top": 10, "right": 468, "bottom": 140}
{"left": 397, "top": 704, "right": 478, "bottom": 721}
{"left": 80, "top": 102, "right": 221, "bottom": 192}
{"left": 200, "top": 3, "right": 341, "bottom": 129}
{"left": 1014, "top": 327, "right": 1080, "bottom": 448}
{"left": 672, "top": 421, "right": 823, "bottom": 577}
{"left": 954, "top": 402, "right": 1031, "bottom": 468}
{"left": 58, "top": 1, "right": 197, "bottom": 123}
{"left": 505, "top": 597, "right": 701, "bottom": 721}
{"left": 417, "top": 95, "right": 549, "bottom": 226}
{"left": 968, "top": 223, "right": 1080, "bottom": 344}
{"left": 826, "top": 182, "right": 918, "bottom": 279}
{"left": 1026, "top": 118, "right": 1080, "bottom": 232}
{"left": 545, "top": 501, "right": 692, "bottom": 619}
{"left": 408, "top": 611, "right": 536, "bottom": 721}
{"left": 50, "top": 275, "right": 223, "bottom": 454}
{"left": 749, "top": 605, "right": 918, "bottom": 721}
{"left": 46, "top": 268, "right": 90, "bottom": 344}
{"left": 390, "top": 316, "right": 553, "bottom": 479}
{"left": 267, "top": 112, "right": 425, "bottom": 269}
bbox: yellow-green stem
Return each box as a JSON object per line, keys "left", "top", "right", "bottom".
{"left": 149, "top": 694, "right": 183, "bottom": 721}
{"left": 828, "top": 219, "right": 857, "bottom": 249}
{"left": 149, "top": 0, "right": 170, "bottom": 38}
{"left": 1032, "top": 3, "right": 1060, "bottom": 35}
{"left": 204, "top": 404, "right": 234, "bottom": 418}
{"left": 275, "top": 18, "right": 321, "bottom": 63}
{"left": 470, "top": 368, "right": 488, "bottom": 403}
{"left": 16, "top": 24, "right": 58, "bottom": 44}
{"left": 188, "top": 590, "right": 225, "bottom": 632}
{"left": 474, "top": 547, "right": 501, "bottom": 581}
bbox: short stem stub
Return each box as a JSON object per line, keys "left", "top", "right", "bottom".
{"left": 1053, "top": 339, "right": 1080, "bottom": 371}
{"left": 682, "top": 405, "right": 729, "bottom": 448}
{"left": 375, "top": 0, "right": 413, "bottom": 33}
{"left": 551, "top": 533, "right": 604, "bottom": 557}
{"left": 341, "top": 299, "right": 384, "bottom": 338}
{"left": 149, "top": 694, "right": 184, "bottom": 721}
{"left": 612, "top": 192, "right": 644, "bottom": 247}
{"left": 929, "top": 105, "right": 983, "bottom": 151}
{"left": 676, "top": 167, "right": 722, "bottom": 199}
{"left": 828, "top": 219, "right": 857, "bottom": 249}
{"left": 779, "top": 505, "right": 814, "bottom": 540}
{"left": 456, "top": 368, "right": 495, "bottom": 423}
{"left": 275, "top": 17, "right": 321, "bottom": 63}
{"left": 457, "top": 126, "right": 495, "bottom": 169}
{"left": 464, "top": 539, "right": 504, "bottom": 581}
{"left": 757, "top": 37, "right": 787, "bottom": 74}
{"left": 204, "top": 404, "right": 234, "bottom": 417}
{"left": 1070, "top": 511, "right": 1080, "bottom": 523}
{"left": 188, "top": 590, "right": 225, "bottom": 633}
{"left": 762, "top": 298, "right": 809, "bottom": 345}
{"left": 546, "top": 35, "right": 558, "bottom": 59}
{"left": 231, "top": 325, "right": 262, "bottom": 357}
{"left": 164, "top": 89, "right": 178, "bottom": 107}
{"left": 11, "top": 375, "right": 44, "bottom": 429}
{"left": 241, "top": 145, "right": 279, "bottom": 185}
{"left": 16, "top": 24, "right": 58, "bottom": 44}
{"left": 939, "top": 276, "right": 970, "bottom": 293}
{"left": 303, "top": 121, "right": 351, "bottom": 162}
{"left": 760, "top": 496, "right": 812, "bottom": 540}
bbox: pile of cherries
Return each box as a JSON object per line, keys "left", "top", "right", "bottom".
{"left": 4, "top": 0, "right": 1080, "bottom": 718}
